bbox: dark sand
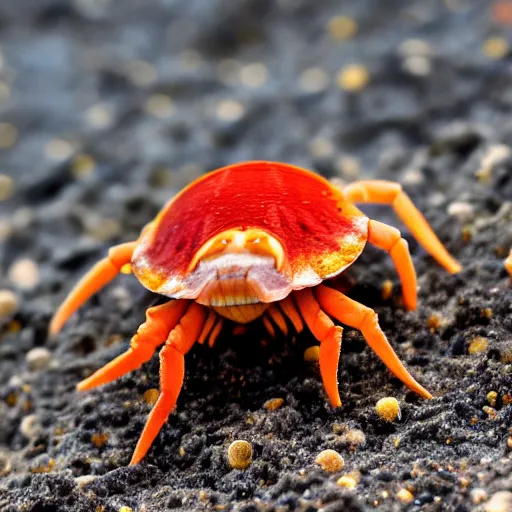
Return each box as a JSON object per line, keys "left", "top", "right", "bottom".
{"left": 1, "top": 1, "right": 512, "bottom": 510}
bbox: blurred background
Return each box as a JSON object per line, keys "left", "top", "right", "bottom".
{"left": 1, "top": 0, "right": 511, "bottom": 283}
{"left": 1, "top": 1, "right": 512, "bottom": 511}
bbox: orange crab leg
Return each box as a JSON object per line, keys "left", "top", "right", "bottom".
{"left": 315, "top": 285, "right": 432, "bottom": 399}
{"left": 343, "top": 180, "right": 461, "bottom": 274}
{"left": 49, "top": 242, "right": 138, "bottom": 335}
{"left": 267, "top": 306, "right": 289, "bottom": 336}
{"left": 294, "top": 289, "right": 343, "bottom": 407}
{"left": 77, "top": 300, "right": 189, "bottom": 391}
{"left": 368, "top": 220, "right": 417, "bottom": 311}
{"left": 208, "top": 318, "right": 224, "bottom": 348}
{"left": 279, "top": 296, "right": 304, "bottom": 333}
{"left": 505, "top": 249, "right": 512, "bottom": 277}
{"left": 263, "top": 316, "right": 276, "bottom": 338}
{"left": 198, "top": 310, "right": 217, "bottom": 345}
{"left": 130, "top": 303, "right": 206, "bottom": 465}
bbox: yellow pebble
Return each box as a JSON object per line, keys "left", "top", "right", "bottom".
{"left": 487, "top": 391, "right": 498, "bottom": 407}
{"left": 227, "top": 440, "right": 253, "bottom": 470}
{"left": 336, "top": 475, "right": 357, "bottom": 489}
{"left": 263, "top": 398, "right": 284, "bottom": 411}
{"left": 396, "top": 488, "right": 414, "bottom": 504}
{"left": 375, "top": 397, "right": 401, "bottom": 422}
{"left": 0, "top": 123, "right": 17, "bottom": 149}
{"left": 468, "top": 336, "right": 488, "bottom": 354}
{"left": 483, "top": 37, "right": 509, "bottom": 60}
{"left": 119, "top": 507, "right": 133, "bottom": 512}
{"left": 381, "top": 280, "right": 393, "bottom": 301}
{"left": 304, "top": 346, "right": 320, "bottom": 362}
{"left": 91, "top": 432, "right": 108, "bottom": 448}
{"left": 337, "top": 64, "right": 369, "bottom": 92}
{"left": 327, "top": 16, "right": 358, "bottom": 40}
{"left": 0, "top": 289, "right": 19, "bottom": 320}
{"left": 0, "top": 174, "right": 14, "bottom": 200}
{"left": 315, "top": 449, "right": 344, "bottom": 473}
{"left": 143, "top": 388, "right": 159, "bottom": 406}
{"left": 71, "top": 154, "right": 96, "bottom": 179}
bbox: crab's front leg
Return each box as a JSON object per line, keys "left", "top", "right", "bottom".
{"left": 506, "top": 249, "right": 512, "bottom": 277}
{"left": 368, "top": 220, "right": 417, "bottom": 311}
{"left": 77, "top": 300, "right": 188, "bottom": 391}
{"left": 315, "top": 284, "right": 431, "bottom": 399}
{"left": 130, "top": 303, "right": 207, "bottom": 465}
{"left": 344, "top": 180, "right": 461, "bottom": 274}
{"left": 294, "top": 289, "right": 343, "bottom": 408}
{"left": 50, "top": 241, "right": 138, "bottom": 335}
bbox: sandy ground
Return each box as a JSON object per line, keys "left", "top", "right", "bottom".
{"left": 1, "top": 0, "right": 512, "bottom": 510}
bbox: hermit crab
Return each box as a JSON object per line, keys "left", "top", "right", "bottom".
{"left": 50, "top": 161, "right": 461, "bottom": 464}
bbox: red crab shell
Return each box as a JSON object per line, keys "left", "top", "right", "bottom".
{"left": 131, "top": 161, "right": 368, "bottom": 302}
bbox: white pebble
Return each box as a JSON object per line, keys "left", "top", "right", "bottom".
{"left": 26, "top": 347, "right": 52, "bottom": 371}
{"left": 8, "top": 259, "right": 40, "bottom": 290}
{"left": 447, "top": 201, "right": 475, "bottom": 223}
{"left": 20, "top": 414, "right": 40, "bottom": 439}
{"left": 485, "top": 491, "right": 512, "bottom": 512}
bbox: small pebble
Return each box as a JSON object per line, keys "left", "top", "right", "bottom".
{"left": 144, "top": 94, "right": 174, "bottom": 118}
{"left": 335, "top": 155, "right": 360, "bottom": 178}
{"left": 240, "top": 63, "right": 268, "bottom": 88}
{"left": 468, "top": 336, "right": 488, "bottom": 354}
{"left": 26, "top": 347, "right": 52, "bottom": 371}
{"left": 227, "top": 440, "right": 253, "bottom": 470}
{"left": 337, "top": 64, "right": 369, "bottom": 91}
{"left": 315, "top": 449, "right": 344, "bottom": 473}
{"left": 127, "top": 60, "right": 157, "bottom": 87}
{"left": 327, "top": 16, "right": 358, "bottom": 40}
{"left": 71, "top": 154, "right": 96, "bottom": 179}
{"left": 0, "top": 289, "right": 19, "bottom": 321}
{"left": 216, "top": 99, "right": 245, "bottom": 122}
{"left": 8, "top": 259, "right": 40, "bottom": 290}
{"left": 485, "top": 491, "right": 512, "bottom": 512}
{"left": 263, "top": 398, "right": 284, "bottom": 411}
{"left": 143, "top": 388, "right": 159, "bottom": 406}
{"left": 0, "top": 174, "right": 13, "bottom": 200}
{"left": 20, "top": 414, "right": 41, "bottom": 439}
{"left": 447, "top": 201, "right": 475, "bottom": 223}
{"left": 45, "top": 139, "right": 74, "bottom": 161}
{"left": 85, "top": 103, "right": 113, "bottom": 129}
{"left": 304, "top": 346, "right": 320, "bottom": 362}
{"left": 482, "top": 37, "right": 509, "bottom": 59}
{"left": 0, "top": 123, "right": 18, "bottom": 149}
{"left": 471, "top": 488, "right": 488, "bottom": 505}
{"left": 299, "top": 67, "right": 329, "bottom": 93}
{"left": 375, "top": 397, "right": 401, "bottom": 422}
{"left": 91, "top": 432, "right": 109, "bottom": 448}
{"left": 74, "top": 475, "right": 97, "bottom": 487}
{"left": 336, "top": 475, "right": 357, "bottom": 489}
{"left": 487, "top": 391, "right": 498, "bottom": 407}
{"left": 119, "top": 507, "right": 133, "bottom": 512}
{"left": 381, "top": 280, "right": 393, "bottom": 301}
{"left": 397, "top": 488, "right": 414, "bottom": 504}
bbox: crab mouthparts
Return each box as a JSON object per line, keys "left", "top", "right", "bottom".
{"left": 194, "top": 253, "right": 292, "bottom": 306}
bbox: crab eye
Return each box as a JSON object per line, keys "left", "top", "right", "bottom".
{"left": 221, "top": 239, "right": 228, "bottom": 245}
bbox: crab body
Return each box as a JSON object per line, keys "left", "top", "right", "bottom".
{"left": 133, "top": 163, "right": 367, "bottom": 323}
{"left": 50, "top": 161, "right": 462, "bottom": 465}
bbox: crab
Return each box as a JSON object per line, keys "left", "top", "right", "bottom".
{"left": 50, "top": 161, "right": 461, "bottom": 465}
